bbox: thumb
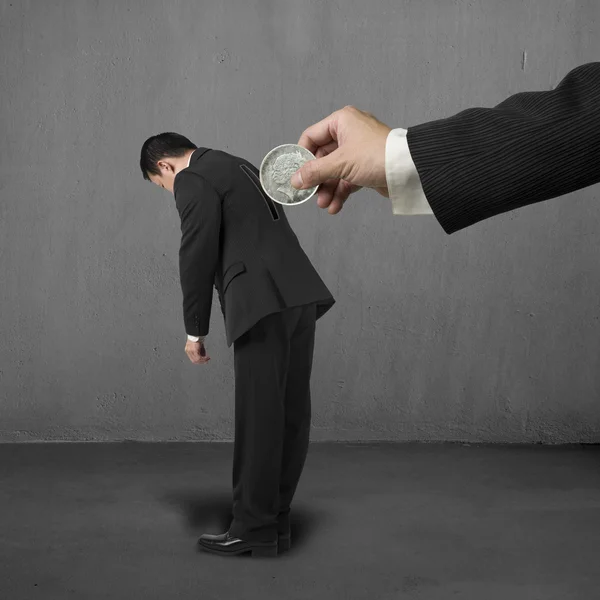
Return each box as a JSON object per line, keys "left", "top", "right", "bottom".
{"left": 291, "top": 151, "right": 345, "bottom": 189}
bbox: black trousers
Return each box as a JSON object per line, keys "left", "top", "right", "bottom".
{"left": 228, "top": 302, "right": 317, "bottom": 542}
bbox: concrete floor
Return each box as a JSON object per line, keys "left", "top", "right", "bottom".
{"left": 0, "top": 443, "right": 599, "bottom": 600}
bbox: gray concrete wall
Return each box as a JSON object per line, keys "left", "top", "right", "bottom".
{"left": 1, "top": 0, "right": 599, "bottom": 443}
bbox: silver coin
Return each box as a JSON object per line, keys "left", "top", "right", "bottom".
{"left": 259, "top": 144, "right": 318, "bottom": 206}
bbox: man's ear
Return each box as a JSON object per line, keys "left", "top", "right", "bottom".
{"left": 157, "top": 160, "right": 174, "bottom": 174}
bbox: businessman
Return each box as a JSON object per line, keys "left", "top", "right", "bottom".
{"left": 291, "top": 62, "right": 600, "bottom": 234}
{"left": 140, "top": 133, "right": 335, "bottom": 557}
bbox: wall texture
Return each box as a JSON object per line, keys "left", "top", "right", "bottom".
{"left": 1, "top": 0, "right": 599, "bottom": 443}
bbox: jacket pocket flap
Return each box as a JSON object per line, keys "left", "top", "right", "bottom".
{"left": 223, "top": 261, "right": 246, "bottom": 293}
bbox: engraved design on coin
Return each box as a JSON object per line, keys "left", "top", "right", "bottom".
{"left": 272, "top": 151, "right": 304, "bottom": 202}
{"left": 259, "top": 144, "right": 318, "bottom": 206}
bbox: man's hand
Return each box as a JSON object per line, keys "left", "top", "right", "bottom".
{"left": 291, "top": 105, "right": 392, "bottom": 215}
{"left": 185, "top": 339, "right": 210, "bottom": 364}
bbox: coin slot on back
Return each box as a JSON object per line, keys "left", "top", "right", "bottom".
{"left": 240, "top": 164, "right": 280, "bottom": 221}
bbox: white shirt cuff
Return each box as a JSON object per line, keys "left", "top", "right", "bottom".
{"left": 385, "top": 128, "right": 433, "bottom": 215}
{"left": 187, "top": 335, "right": 204, "bottom": 342}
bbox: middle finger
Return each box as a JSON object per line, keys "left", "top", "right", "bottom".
{"left": 316, "top": 179, "right": 338, "bottom": 209}
{"left": 330, "top": 180, "right": 352, "bottom": 213}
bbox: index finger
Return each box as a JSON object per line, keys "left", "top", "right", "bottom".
{"left": 297, "top": 110, "right": 342, "bottom": 154}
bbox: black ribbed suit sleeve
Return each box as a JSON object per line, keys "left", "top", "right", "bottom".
{"left": 406, "top": 62, "right": 600, "bottom": 234}
{"left": 173, "top": 171, "right": 221, "bottom": 337}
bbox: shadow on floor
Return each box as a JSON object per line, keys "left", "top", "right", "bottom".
{"left": 159, "top": 489, "right": 322, "bottom": 550}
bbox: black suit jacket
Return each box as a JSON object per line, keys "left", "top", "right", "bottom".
{"left": 407, "top": 62, "right": 600, "bottom": 234}
{"left": 173, "top": 148, "right": 335, "bottom": 346}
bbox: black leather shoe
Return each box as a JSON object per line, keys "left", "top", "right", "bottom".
{"left": 197, "top": 532, "right": 278, "bottom": 558}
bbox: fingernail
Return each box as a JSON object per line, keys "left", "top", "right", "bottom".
{"left": 291, "top": 171, "right": 303, "bottom": 189}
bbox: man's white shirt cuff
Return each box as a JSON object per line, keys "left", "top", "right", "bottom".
{"left": 385, "top": 128, "right": 433, "bottom": 215}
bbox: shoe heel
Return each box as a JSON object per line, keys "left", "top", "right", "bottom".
{"left": 252, "top": 544, "right": 278, "bottom": 558}
{"left": 278, "top": 536, "right": 291, "bottom": 552}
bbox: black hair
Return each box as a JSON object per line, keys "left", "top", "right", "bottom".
{"left": 140, "top": 132, "right": 198, "bottom": 180}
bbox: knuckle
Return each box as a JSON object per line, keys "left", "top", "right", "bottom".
{"left": 339, "top": 179, "right": 352, "bottom": 192}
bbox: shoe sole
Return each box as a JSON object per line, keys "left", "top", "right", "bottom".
{"left": 198, "top": 541, "right": 278, "bottom": 558}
